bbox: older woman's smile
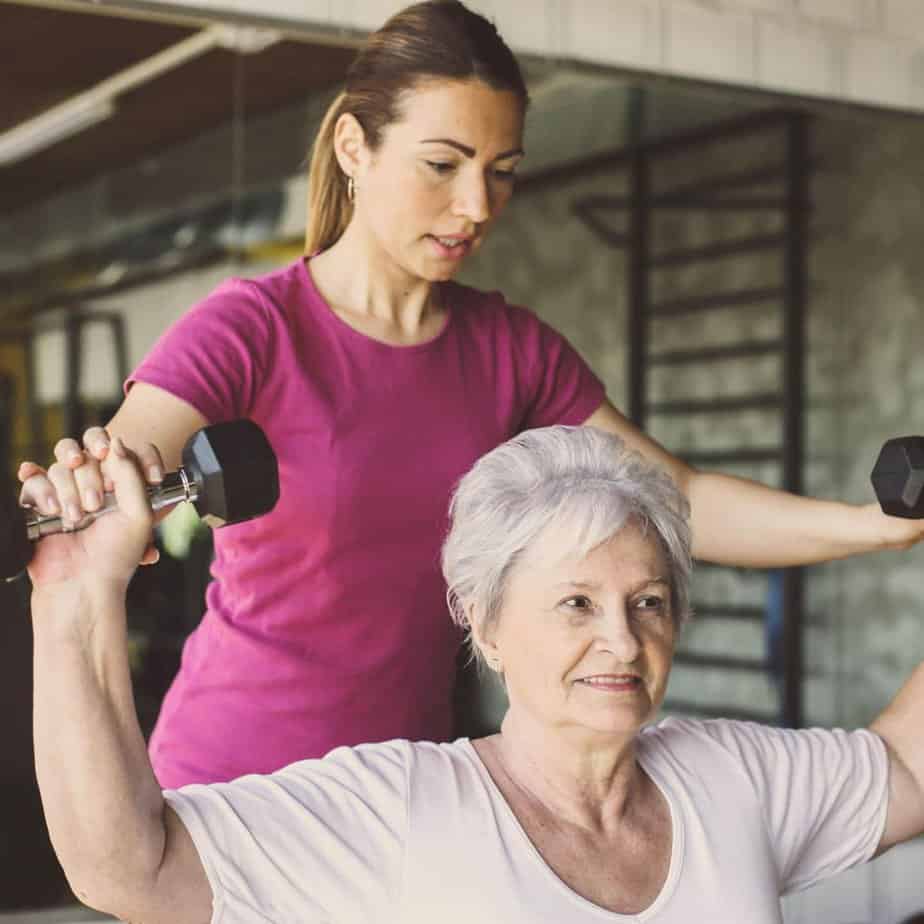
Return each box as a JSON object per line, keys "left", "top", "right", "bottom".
{"left": 575, "top": 673, "right": 642, "bottom": 691}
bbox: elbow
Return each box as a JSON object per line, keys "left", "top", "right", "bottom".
{"left": 61, "top": 867, "right": 126, "bottom": 919}
{"left": 67, "top": 871, "right": 161, "bottom": 924}
{"left": 56, "top": 846, "right": 163, "bottom": 921}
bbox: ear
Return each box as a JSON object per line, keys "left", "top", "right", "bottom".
{"left": 332, "top": 112, "right": 368, "bottom": 181}
{"left": 470, "top": 611, "right": 502, "bottom": 671}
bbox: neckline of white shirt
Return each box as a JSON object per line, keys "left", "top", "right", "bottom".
{"left": 458, "top": 736, "right": 686, "bottom": 921}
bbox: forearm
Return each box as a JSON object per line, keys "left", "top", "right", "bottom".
{"left": 32, "top": 580, "right": 166, "bottom": 912}
{"left": 685, "top": 470, "right": 885, "bottom": 567}
{"left": 583, "top": 401, "right": 903, "bottom": 568}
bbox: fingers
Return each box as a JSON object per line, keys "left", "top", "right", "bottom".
{"left": 19, "top": 468, "right": 59, "bottom": 516}
{"left": 18, "top": 429, "right": 165, "bottom": 529}
{"left": 103, "top": 437, "right": 155, "bottom": 526}
{"left": 134, "top": 441, "right": 165, "bottom": 486}
{"left": 140, "top": 543, "right": 161, "bottom": 567}
{"left": 46, "top": 460, "right": 88, "bottom": 525}
{"left": 80, "top": 426, "right": 111, "bottom": 463}
{"left": 17, "top": 460, "right": 44, "bottom": 482}
{"left": 47, "top": 433, "right": 104, "bottom": 518}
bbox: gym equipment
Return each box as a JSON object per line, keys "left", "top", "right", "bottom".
{"left": 1, "top": 419, "right": 278, "bottom": 582}
{"left": 871, "top": 436, "right": 924, "bottom": 518}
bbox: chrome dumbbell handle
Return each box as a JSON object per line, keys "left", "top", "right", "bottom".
{"left": 24, "top": 469, "right": 199, "bottom": 541}
{"left": 3, "top": 419, "right": 278, "bottom": 583}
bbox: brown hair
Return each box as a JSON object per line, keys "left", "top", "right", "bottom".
{"left": 304, "top": 0, "right": 529, "bottom": 254}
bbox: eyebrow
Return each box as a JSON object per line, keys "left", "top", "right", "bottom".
{"left": 419, "top": 138, "right": 525, "bottom": 160}
{"left": 552, "top": 578, "right": 670, "bottom": 591}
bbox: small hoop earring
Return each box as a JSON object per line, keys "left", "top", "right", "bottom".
{"left": 347, "top": 176, "right": 355, "bottom": 203}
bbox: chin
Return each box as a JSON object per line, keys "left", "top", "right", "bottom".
{"left": 590, "top": 704, "right": 657, "bottom": 736}
{"left": 431, "top": 266, "right": 462, "bottom": 282}
{"left": 423, "top": 251, "right": 464, "bottom": 276}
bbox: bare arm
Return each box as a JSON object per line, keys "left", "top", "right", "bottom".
{"left": 107, "top": 382, "right": 209, "bottom": 471}
{"left": 30, "top": 438, "right": 211, "bottom": 922}
{"left": 869, "top": 662, "right": 924, "bottom": 854}
{"left": 584, "top": 399, "right": 923, "bottom": 567}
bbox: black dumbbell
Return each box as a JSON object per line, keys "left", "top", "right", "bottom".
{"left": 1, "top": 419, "right": 279, "bottom": 582}
{"left": 871, "top": 437, "right": 924, "bottom": 518}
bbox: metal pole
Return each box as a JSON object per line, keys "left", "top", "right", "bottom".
{"left": 781, "top": 114, "right": 808, "bottom": 728}
{"left": 64, "top": 312, "right": 83, "bottom": 437}
{"left": 627, "top": 149, "right": 650, "bottom": 426}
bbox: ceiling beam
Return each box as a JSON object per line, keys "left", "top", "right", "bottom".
{"left": 0, "top": 0, "right": 366, "bottom": 47}
{"left": 0, "top": 0, "right": 213, "bottom": 28}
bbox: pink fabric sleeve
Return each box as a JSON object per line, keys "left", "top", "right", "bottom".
{"left": 126, "top": 278, "right": 275, "bottom": 424}
{"left": 701, "top": 720, "right": 889, "bottom": 894}
{"left": 506, "top": 304, "right": 607, "bottom": 430}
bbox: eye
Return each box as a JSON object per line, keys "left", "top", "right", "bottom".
{"left": 561, "top": 595, "right": 593, "bottom": 611}
{"left": 426, "top": 160, "right": 455, "bottom": 175}
{"left": 491, "top": 167, "right": 517, "bottom": 181}
{"left": 634, "top": 594, "right": 667, "bottom": 616}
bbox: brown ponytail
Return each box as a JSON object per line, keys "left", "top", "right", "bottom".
{"left": 304, "top": 91, "right": 352, "bottom": 255}
{"left": 302, "top": 1, "right": 529, "bottom": 255}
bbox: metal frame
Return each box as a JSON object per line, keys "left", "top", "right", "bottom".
{"left": 571, "top": 108, "right": 810, "bottom": 727}
{"left": 0, "top": 310, "right": 129, "bottom": 469}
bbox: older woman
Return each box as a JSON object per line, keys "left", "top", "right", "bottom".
{"left": 30, "top": 428, "right": 924, "bottom": 923}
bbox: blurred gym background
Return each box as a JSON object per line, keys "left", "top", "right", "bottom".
{"left": 3, "top": 1, "right": 924, "bottom": 920}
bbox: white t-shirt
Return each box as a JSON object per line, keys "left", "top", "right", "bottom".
{"left": 165, "top": 717, "right": 889, "bottom": 923}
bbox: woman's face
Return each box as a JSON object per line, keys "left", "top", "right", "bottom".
{"left": 349, "top": 78, "right": 525, "bottom": 282}
{"left": 484, "top": 522, "right": 677, "bottom": 741}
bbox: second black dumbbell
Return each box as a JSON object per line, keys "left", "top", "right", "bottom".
{"left": 2, "top": 418, "right": 278, "bottom": 582}
{"left": 871, "top": 436, "right": 924, "bottom": 518}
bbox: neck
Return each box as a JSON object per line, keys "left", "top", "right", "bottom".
{"left": 492, "top": 708, "right": 646, "bottom": 829}
{"left": 310, "top": 220, "right": 440, "bottom": 337}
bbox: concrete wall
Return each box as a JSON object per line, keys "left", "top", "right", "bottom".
{"left": 8, "top": 26, "right": 924, "bottom": 917}
{"left": 123, "top": 0, "right": 924, "bottom": 113}
{"left": 50, "top": 93, "right": 924, "bottom": 737}
{"left": 457, "top": 104, "right": 924, "bottom": 737}
{"left": 454, "top": 101, "right": 924, "bottom": 923}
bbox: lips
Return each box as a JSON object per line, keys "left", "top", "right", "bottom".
{"left": 427, "top": 234, "right": 473, "bottom": 259}
{"left": 576, "top": 674, "right": 642, "bottom": 690}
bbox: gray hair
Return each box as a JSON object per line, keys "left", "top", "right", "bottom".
{"left": 442, "top": 426, "right": 692, "bottom": 665}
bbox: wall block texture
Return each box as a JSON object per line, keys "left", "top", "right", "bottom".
{"left": 134, "top": 0, "right": 924, "bottom": 113}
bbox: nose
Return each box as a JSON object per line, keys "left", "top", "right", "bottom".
{"left": 452, "top": 170, "right": 491, "bottom": 224}
{"left": 597, "top": 608, "right": 641, "bottom": 664}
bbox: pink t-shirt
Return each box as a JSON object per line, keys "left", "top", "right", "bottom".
{"left": 130, "top": 258, "right": 605, "bottom": 787}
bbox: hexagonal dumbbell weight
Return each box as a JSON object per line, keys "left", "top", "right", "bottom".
{"left": 871, "top": 436, "right": 924, "bottom": 519}
{"left": 1, "top": 419, "right": 278, "bottom": 582}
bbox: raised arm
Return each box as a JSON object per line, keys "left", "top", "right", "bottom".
{"left": 30, "top": 436, "right": 211, "bottom": 923}
{"left": 583, "top": 399, "right": 924, "bottom": 568}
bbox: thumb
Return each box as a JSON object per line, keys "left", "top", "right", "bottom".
{"left": 104, "top": 436, "right": 154, "bottom": 526}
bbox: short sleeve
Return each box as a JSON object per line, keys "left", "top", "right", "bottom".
{"left": 164, "top": 740, "right": 409, "bottom": 924}
{"left": 507, "top": 305, "right": 606, "bottom": 430}
{"left": 700, "top": 720, "right": 889, "bottom": 894}
{"left": 127, "top": 277, "right": 274, "bottom": 424}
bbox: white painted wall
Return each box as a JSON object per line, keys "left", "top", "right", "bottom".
{"left": 123, "top": 0, "right": 924, "bottom": 113}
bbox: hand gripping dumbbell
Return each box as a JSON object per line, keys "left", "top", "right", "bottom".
{"left": 1, "top": 419, "right": 279, "bottom": 582}
{"left": 871, "top": 437, "right": 924, "bottom": 518}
